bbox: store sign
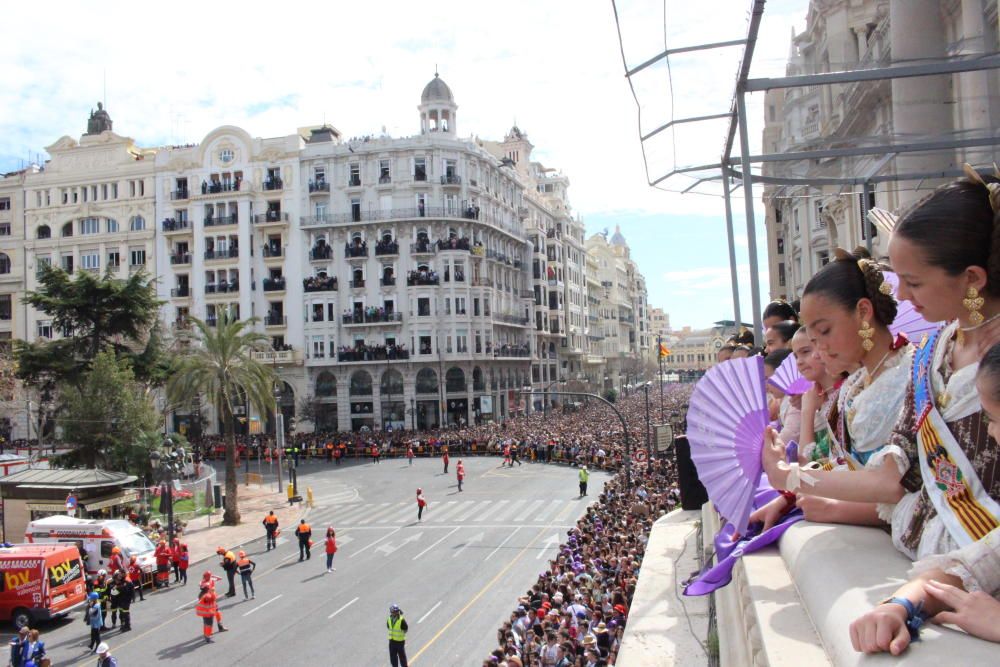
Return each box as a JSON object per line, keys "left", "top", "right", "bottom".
{"left": 480, "top": 396, "right": 493, "bottom": 414}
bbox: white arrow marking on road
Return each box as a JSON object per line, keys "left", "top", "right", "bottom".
{"left": 328, "top": 596, "right": 359, "bottom": 619}
{"left": 412, "top": 526, "right": 460, "bottom": 561}
{"left": 350, "top": 527, "right": 402, "bottom": 558}
{"left": 536, "top": 534, "right": 561, "bottom": 560}
{"left": 243, "top": 594, "right": 282, "bottom": 616}
{"left": 374, "top": 532, "right": 423, "bottom": 557}
{"left": 452, "top": 531, "right": 485, "bottom": 559}
{"left": 418, "top": 600, "right": 442, "bottom": 624}
{"left": 484, "top": 527, "right": 521, "bottom": 562}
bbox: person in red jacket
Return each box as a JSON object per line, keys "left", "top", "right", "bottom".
{"left": 154, "top": 540, "right": 171, "bottom": 589}
{"left": 175, "top": 541, "right": 189, "bottom": 585}
{"left": 442, "top": 450, "right": 449, "bottom": 474}
{"left": 416, "top": 488, "right": 428, "bottom": 522}
{"left": 406, "top": 446, "right": 414, "bottom": 466}
{"left": 324, "top": 526, "right": 338, "bottom": 573}
{"left": 456, "top": 460, "right": 465, "bottom": 492}
{"left": 108, "top": 546, "right": 124, "bottom": 575}
{"left": 127, "top": 556, "right": 144, "bottom": 601}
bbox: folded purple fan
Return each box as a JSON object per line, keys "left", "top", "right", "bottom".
{"left": 767, "top": 352, "right": 812, "bottom": 395}
{"left": 883, "top": 272, "right": 942, "bottom": 339}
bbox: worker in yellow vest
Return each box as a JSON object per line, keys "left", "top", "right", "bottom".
{"left": 386, "top": 604, "right": 409, "bottom": 667}
{"left": 579, "top": 465, "right": 590, "bottom": 497}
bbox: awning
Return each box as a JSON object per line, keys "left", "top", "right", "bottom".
{"left": 82, "top": 490, "right": 139, "bottom": 512}
{"left": 26, "top": 502, "right": 71, "bottom": 512}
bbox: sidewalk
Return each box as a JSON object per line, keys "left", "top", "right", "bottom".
{"left": 179, "top": 481, "right": 305, "bottom": 567}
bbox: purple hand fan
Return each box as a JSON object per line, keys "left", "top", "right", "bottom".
{"left": 767, "top": 353, "right": 812, "bottom": 396}
{"left": 883, "top": 272, "right": 942, "bottom": 340}
{"left": 685, "top": 356, "right": 769, "bottom": 535}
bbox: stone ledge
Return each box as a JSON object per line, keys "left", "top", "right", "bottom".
{"left": 618, "top": 508, "right": 710, "bottom": 667}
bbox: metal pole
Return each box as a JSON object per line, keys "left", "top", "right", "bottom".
{"left": 657, "top": 335, "right": 664, "bottom": 421}
{"left": 644, "top": 385, "right": 652, "bottom": 473}
{"left": 276, "top": 412, "right": 284, "bottom": 490}
{"left": 736, "top": 92, "right": 764, "bottom": 339}
{"left": 861, "top": 181, "right": 873, "bottom": 255}
{"left": 721, "top": 170, "right": 743, "bottom": 327}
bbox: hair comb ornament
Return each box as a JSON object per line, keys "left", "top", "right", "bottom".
{"left": 962, "top": 163, "right": 1000, "bottom": 214}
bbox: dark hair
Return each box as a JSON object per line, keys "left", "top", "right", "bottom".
{"left": 763, "top": 300, "right": 798, "bottom": 322}
{"left": 731, "top": 328, "right": 755, "bottom": 346}
{"left": 894, "top": 172, "right": 1000, "bottom": 295}
{"left": 764, "top": 348, "right": 793, "bottom": 371}
{"left": 977, "top": 342, "right": 1000, "bottom": 402}
{"left": 767, "top": 320, "right": 800, "bottom": 343}
{"left": 718, "top": 344, "right": 736, "bottom": 353}
{"left": 802, "top": 249, "right": 897, "bottom": 326}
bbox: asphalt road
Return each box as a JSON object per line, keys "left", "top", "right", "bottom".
{"left": 30, "top": 456, "right": 609, "bottom": 666}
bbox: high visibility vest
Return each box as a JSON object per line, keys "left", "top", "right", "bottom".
{"left": 195, "top": 594, "right": 217, "bottom": 618}
{"left": 297, "top": 523, "right": 311, "bottom": 535}
{"left": 237, "top": 558, "right": 253, "bottom": 575}
{"left": 387, "top": 615, "right": 406, "bottom": 641}
{"left": 264, "top": 515, "right": 278, "bottom": 525}
{"left": 579, "top": 469, "right": 589, "bottom": 483}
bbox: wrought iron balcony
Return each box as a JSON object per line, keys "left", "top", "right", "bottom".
{"left": 262, "top": 245, "right": 283, "bottom": 258}
{"left": 170, "top": 189, "right": 190, "bottom": 201}
{"left": 303, "top": 277, "right": 337, "bottom": 292}
{"left": 341, "top": 311, "right": 403, "bottom": 325}
{"left": 204, "top": 215, "right": 238, "bottom": 227}
{"left": 440, "top": 174, "right": 462, "bottom": 185}
{"left": 310, "top": 246, "right": 334, "bottom": 261}
{"left": 262, "top": 278, "right": 287, "bottom": 292}
{"left": 345, "top": 245, "right": 369, "bottom": 258}
{"left": 309, "top": 181, "right": 330, "bottom": 193}
{"left": 254, "top": 212, "right": 289, "bottom": 224}
{"left": 348, "top": 176, "right": 361, "bottom": 187}
{"left": 170, "top": 286, "right": 190, "bottom": 298}
{"left": 162, "top": 219, "right": 190, "bottom": 233}
{"left": 380, "top": 277, "right": 396, "bottom": 287}
{"left": 374, "top": 242, "right": 399, "bottom": 256}
{"left": 264, "top": 314, "right": 287, "bottom": 327}
{"left": 204, "top": 248, "right": 239, "bottom": 260}
{"left": 170, "top": 253, "right": 191, "bottom": 265}
{"left": 262, "top": 177, "right": 283, "bottom": 191}
{"left": 349, "top": 279, "right": 365, "bottom": 289}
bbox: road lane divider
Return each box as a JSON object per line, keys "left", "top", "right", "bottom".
{"left": 483, "top": 527, "right": 521, "bottom": 562}
{"left": 412, "top": 526, "right": 460, "bottom": 561}
{"left": 418, "top": 600, "right": 442, "bottom": 624}
{"left": 244, "top": 594, "right": 282, "bottom": 616}
{"left": 328, "top": 596, "right": 359, "bottom": 619}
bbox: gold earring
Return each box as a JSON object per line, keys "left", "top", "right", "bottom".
{"left": 858, "top": 320, "right": 875, "bottom": 352}
{"left": 963, "top": 286, "right": 985, "bottom": 326}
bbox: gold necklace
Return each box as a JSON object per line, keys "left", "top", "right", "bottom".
{"left": 957, "top": 312, "right": 1000, "bottom": 345}
{"left": 863, "top": 348, "right": 895, "bottom": 388}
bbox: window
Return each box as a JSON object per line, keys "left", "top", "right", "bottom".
{"left": 0, "top": 198, "right": 9, "bottom": 211}
{"left": 414, "top": 157, "right": 427, "bottom": 182}
{"left": 36, "top": 256, "right": 51, "bottom": 276}
{"left": 0, "top": 295, "right": 10, "bottom": 320}
{"left": 37, "top": 320, "right": 53, "bottom": 339}
{"left": 312, "top": 304, "right": 324, "bottom": 322}
{"left": 0, "top": 223, "right": 9, "bottom": 236}
{"left": 349, "top": 163, "right": 361, "bottom": 187}
{"left": 417, "top": 298, "right": 430, "bottom": 317}
{"left": 314, "top": 166, "right": 326, "bottom": 182}
{"left": 80, "top": 218, "right": 99, "bottom": 235}
{"left": 130, "top": 248, "right": 146, "bottom": 267}
{"left": 37, "top": 225, "right": 50, "bottom": 239}
{"left": 81, "top": 252, "right": 100, "bottom": 271}
{"left": 419, "top": 335, "right": 432, "bottom": 355}
{"left": 61, "top": 254, "right": 74, "bottom": 273}
{"left": 379, "top": 159, "right": 391, "bottom": 183}
{"left": 312, "top": 337, "right": 326, "bottom": 359}
{"left": 129, "top": 216, "right": 145, "bottom": 231}
{"left": 107, "top": 251, "right": 120, "bottom": 269}
{"left": 61, "top": 222, "right": 73, "bottom": 238}
{"left": 106, "top": 219, "right": 119, "bottom": 233}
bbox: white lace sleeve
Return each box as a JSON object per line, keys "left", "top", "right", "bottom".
{"left": 864, "top": 443, "right": 910, "bottom": 476}
{"left": 907, "top": 527, "right": 1000, "bottom": 596}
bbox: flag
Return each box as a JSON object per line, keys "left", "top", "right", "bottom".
{"left": 658, "top": 343, "right": 671, "bottom": 358}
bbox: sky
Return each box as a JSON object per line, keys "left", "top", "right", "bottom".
{"left": 0, "top": 0, "right": 810, "bottom": 330}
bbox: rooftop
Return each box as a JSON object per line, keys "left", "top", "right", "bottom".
{"left": 0, "top": 468, "right": 137, "bottom": 490}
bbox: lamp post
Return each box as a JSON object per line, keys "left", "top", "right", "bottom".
{"left": 274, "top": 384, "right": 283, "bottom": 491}
{"left": 641, "top": 382, "right": 653, "bottom": 473}
{"left": 150, "top": 437, "right": 184, "bottom": 548}
{"left": 519, "top": 389, "right": 633, "bottom": 489}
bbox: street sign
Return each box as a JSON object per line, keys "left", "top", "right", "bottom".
{"left": 480, "top": 396, "right": 493, "bottom": 414}
{"left": 654, "top": 424, "right": 674, "bottom": 452}
{"left": 65, "top": 494, "right": 77, "bottom": 510}
{"left": 633, "top": 449, "right": 648, "bottom": 463}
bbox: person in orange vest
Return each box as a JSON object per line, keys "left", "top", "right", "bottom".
{"left": 236, "top": 550, "right": 256, "bottom": 599}
{"left": 127, "top": 556, "right": 144, "bottom": 602}
{"left": 326, "top": 441, "right": 334, "bottom": 462}
{"left": 108, "top": 546, "right": 124, "bottom": 575}
{"left": 334, "top": 443, "right": 343, "bottom": 466}
{"left": 416, "top": 488, "right": 428, "bottom": 522}
{"left": 324, "top": 526, "right": 338, "bottom": 573}
{"left": 196, "top": 586, "right": 222, "bottom": 643}
{"left": 199, "top": 571, "right": 226, "bottom": 632}
{"left": 262, "top": 510, "right": 279, "bottom": 551}
{"left": 442, "top": 450, "right": 449, "bottom": 474}
{"left": 216, "top": 547, "right": 237, "bottom": 597}
{"left": 154, "top": 540, "right": 171, "bottom": 589}
{"left": 456, "top": 460, "right": 465, "bottom": 492}
{"left": 295, "top": 519, "right": 312, "bottom": 561}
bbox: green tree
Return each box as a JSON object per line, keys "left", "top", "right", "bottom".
{"left": 56, "top": 351, "right": 161, "bottom": 473}
{"left": 166, "top": 314, "right": 276, "bottom": 525}
{"left": 15, "top": 265, "right": 167, "bottom": 392}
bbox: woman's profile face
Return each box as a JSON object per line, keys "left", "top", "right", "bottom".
{"left": 800, "top": 293, "right": 864, "bottom": 369}
{"left": 888, "top": 234, "right": 972, "bottom": 324}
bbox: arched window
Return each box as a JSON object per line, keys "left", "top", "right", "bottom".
{"left": 129, "top": 216, "right": 145, "bottom": 231}
{"left": 0, "top": 254, "right": 10, "bottom": 274}
{"left": 472, "top": 367, "right": 485, "bottom": 392}
{"left": 315, "top": 371, "right": 337, "bottom": 398}
{"left": 349, "top": 370, "right": 372, "bottom": 396}
{"left": 381, "top": 230, "right": 393, "bottom": 244}
{"left": 37, "top": 225, "right": 50, "bottom": 239}
{"left": 416, "top": 368, "right": 437, "bottom": 394}
{"left": 61, "top": 222, "right": 73, "bottom": 238}
{"left": 446, "top": 367, "right": 466, "bottom": 393}
{"left": 380, "top": 369, "right": 404, "bottom": 397}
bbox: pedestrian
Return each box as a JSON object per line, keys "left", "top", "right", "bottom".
{"left": 511, "top": 442, "right": 522, "bottom": 466}
{"left": 324, "top": 526, "right": 338, "bottom": 573}
{"left": 86, "top": 592, "right": 103, "bottom": 653}
{"left": 176, "top": 542, "right": 189, "bottom": 585}
{"left": 456, "top": 460, "right": 465, "bottom": 492}
{"left": 236, "top": 550, "right": 256, "bottom": 600}
{"left": 154, "top": 540, "right": 171, "bottom": 589}
{"left": 8, "top": 626, "right": 28, "bottom": 667}
{"left": 96, "top": 642, "right": 118, "bottom": 667}
{"left": 20, "top": 629, "right": 44, "bottom": 665}
{"left": 196, "top": 586, "right": 219, "bottom": 644}
{"left": 416, "top": 488, "right": 427, "bottom": 522}
{"left": 170, "top": 538, "right": 183, "bottom": 583}
{"left": 579, "top": 465, "right": 590, "bottom": 497}
{"left": 503, "top": 442, "right": 512, "bottom": 467}
{"left": 407, "top": 446, "right": 414, "bottom": 466}
{"left": 442, "top": 450, "right": 449, "bottom": 474}
{"left": 93, "top": 570, "right": 111, "bottom": 631}
{"left": 108, "top": 571, "right": 122, "bottom": 629}
{"left": 295, "top": 519, "right": 312, "bottom": 561}
{"left": 110, "top": 571, "right": 134, "bottom": 633}
{"left": 262, "top": 510, "right": 279, "bottom": 551}
{"left": 386, "top": 604, "right": 409, "bottom": 667}
{"left": 108, "top": 546, "right": 124, "bottom": 576}
{"left": 371, "top": 443, "right": 380, "bottom": 464}
{"left": 216, "top": 547, "right": 237, "bottom": 597}
{"left": 127, "top": 556, "right": 144, "bottom": 602}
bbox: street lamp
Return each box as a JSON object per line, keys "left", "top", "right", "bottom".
{"left": 639, "top": 382, "right": 653, "bottom": 473}
{"left": 149, "top": 437, "right": 185, "bottom": 547}
{"left": 273, "top": 383, "right": 284, "bottom": 490}
{"left": 519, "top": 388, "right": 633, "bottom": 489}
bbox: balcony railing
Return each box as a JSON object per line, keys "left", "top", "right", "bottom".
{"left": 378, "top": 175, "right": 392, "bottom": 184}
{"left": 407, "top": 272, "right": 440, "bottom": 286}
{"left": 251, "top": 349, "right": 298, "bottom": 364}
{"left": 204, "top": 248, "right": 239, "bottom": 260}
{"left": 204, "top": 215, "right": 238, "bottom": 227}
{"left": 495, "top": 314, "right": 530, "bottom": 326}
{"left": 162, "top": 219, "right": 190, "bottom": 233}
{"left": 262, "top": 177, "right": 283, "bottom": 191}
{"left": 440, "top": 174, "right": 462, "bottom": 185}
{"left": 310, "top": 246, "right": 334, "bottom": 261}
{"left": 349, "top": 279, "right": 365, "bottom": 289}
{"left": 170, "top": 287, "right": 190, "bottom": 298}
{"left": 262, "top": 245, "right": 283, "bottom": 258}
{"left": 204, "top": 281, "right": 239, "bottom": 294}
{"left": 264, "top": 314, "right": 287, "bottom": 327}
{"left": 200, "top": 181, "right": 241, "bottom": 195}
{"left": 374, "top": 242, "right": 399, "bottom": 256}
{"left": 303, "top": 277, "right": 337, "bottom": 292}
{"left": 341, "top": 311, "right": 403, "bottom": 325}
{"left": 471, "top": 278, "right": 493, "bottom": 287}
{"left": 410, "top": 241, "right": 434, "bottom": 254}
{"left": 173, "top": 319, "right": 192, "bottom": 331}
{"left": 337, "top": 346, "right": 410, "bottom": 362}
{"left": 348, "top": 176, "right": 361, "bottom": 187}
{"left": 254, "top": 212, "right": 289, "bottom": 224}
{"left": 489, "top": 344, "right": 532, "bottom": 358}
{"left": 519, "top": 289, "right": 534, "bottom": 298}
{"left": 262, "top": 278, "right": 286, "bottom": 292}
{"left": 436, "top": 238, "right": 471, "bottom": 252}
{"left": 170, "top": 188, "right": 190, "bottom": 201}
{"left": 380, "top": 277, "right": 396, "bottom": 287}
{"left": 345, "top": 245, "right": 369, "bottom": 258}
{"left": 299, "top": 206, "right": 490, "bottom": 227}
{"left": 205, "top": 316, "right": 218, "bottom": 327}
{"left": 170, "top": 253, "right": 191, "bottom": 265}
{"left": 308, "top": 181, "right": 330, "bottom": 193}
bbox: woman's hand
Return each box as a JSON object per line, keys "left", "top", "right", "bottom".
{"left": 739, "top": 495, "right": 790, "bottom": 538}
{"left": 761, "top": 427, "right": 788, "bottom": 488}
{"left": 849, "top": 602, "right": 911, "bottom": 655}
{"left": 925, "top": 580, "right": 1000, "bottom": 643}
{"left": 801, "top": 385, "right": 820, "bottom": 418}
{"left": 795, "top": 495, "right": 839, "bottom": 523}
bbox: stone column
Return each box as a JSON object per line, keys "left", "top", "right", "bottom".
{"left": 958, "top": 0, "right": 992, "bottom": 165}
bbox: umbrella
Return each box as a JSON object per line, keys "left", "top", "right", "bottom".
{"left": 883, "top": 272, "right": 943, "bottom": 341}
{"left": 685, "top": 356, "right": 769, "bottom": 535}
{"left": 767, "top": 352, "right": 812, "bottom": 396}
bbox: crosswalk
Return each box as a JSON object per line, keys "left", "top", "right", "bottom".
{"left": 305, "top": 497, "right": 580, "bottom": 528}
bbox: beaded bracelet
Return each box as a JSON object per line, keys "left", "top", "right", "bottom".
{"left": 880, "top": 596, "right": 927, "bottom": 641}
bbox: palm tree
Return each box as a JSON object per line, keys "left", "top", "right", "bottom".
{"left": 166, "top": 313, "right": 276, "bottom": 525}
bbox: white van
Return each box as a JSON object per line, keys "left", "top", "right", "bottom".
{"left": 24, "top": 517, "right": 157, "bottom": 576}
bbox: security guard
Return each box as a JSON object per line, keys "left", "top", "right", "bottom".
{"left": 236, "top": 550, "right": 256, "bottom": 599}
{"left": 579, "top": 465, "right": 590, "bottom": 497}
{"left": 386, "top": 604, "right": 409, "bottom": 667}
{"left": 216, "top": 547, "right": 237, "bottom": 597}
{"left": 262, "top": 510, "right": 279, "bottom": 551}
{"left": 295, "top": 519, "right": 312, "bottom": 561}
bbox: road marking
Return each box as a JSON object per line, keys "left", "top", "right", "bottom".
{"left": 173, "top": 600, "right": 195, "bottom": 612}
{"left": 409, "top": 528, "right": 550, "bottom": 664}
{"left": 519, "top": 499, "right": 546, "bottom": 520}
{"left": 450, "top": 500, "right": 488, "bottom": 522}
{"left": 328, "top": 596, "right": 359, "bottom": 619}
{"left": 451, "top": 531, "right": 484, "bottom": 558}
{"left": 357, "top": 502, "right": 403, "bottom": 524}
{"left": 412, "top": 526, "right": 460, "bottom": 561}
{"left": 243, "top": 594, "right": 282, "bottom": 616}
{"left": 494, "top": 498, "right": 527, "bottom": 522}
{"left": 474, "top": 499, "right": 507, "bottom": 522}
{"left": 536, "top": 533, "right": 561, "bottom": 559}
{"left": 374, "top": 532, "right": 423, "bottom": 557}
{"left": 349, "top": 527, "right": 401, "bottom": 558}
{"left": 534, "top": 500, "right": 562, "bottom": 522}
{"left": 484, "top": 527, "right": 521, "bottom": 561}
{"left": 418, "top": 600, "right": 442, "bottom": 624}
{"left": 425, "top": 500, "right": 462, "bottom": 522}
